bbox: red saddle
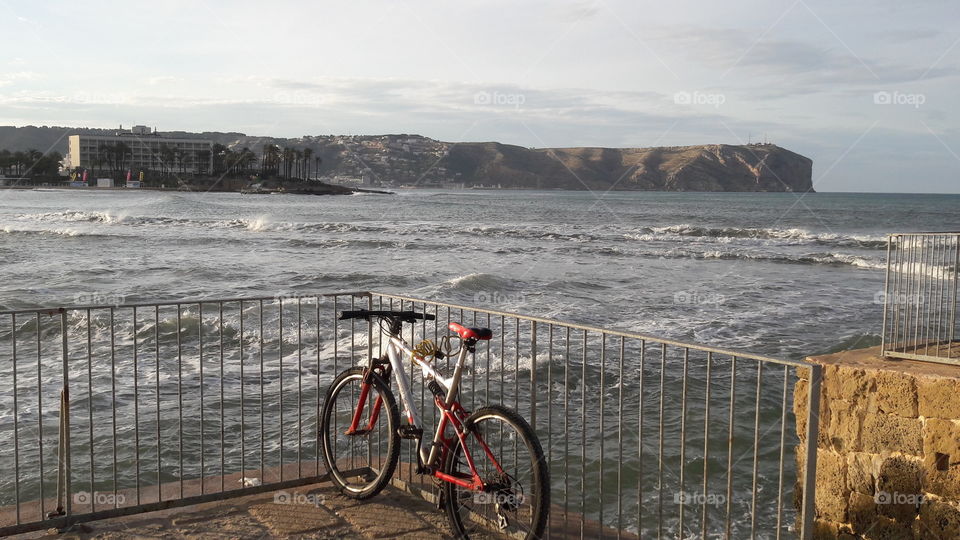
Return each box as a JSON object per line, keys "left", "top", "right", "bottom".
{"left": 448, "top": 322, "right": 493, "bottom": 341}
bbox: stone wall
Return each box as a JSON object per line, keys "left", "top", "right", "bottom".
{"left": 794, "top": 346, "right": 960, "bottom": 539}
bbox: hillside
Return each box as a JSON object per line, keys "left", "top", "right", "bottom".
{"left": 0, "top": 126, "right": 813, "bottom": 192}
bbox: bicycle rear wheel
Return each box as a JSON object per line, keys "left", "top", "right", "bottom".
{"left": 443, "top": 405, "right": 549, "bottom": 539}
{"left": 320, "top": 366, "right": 400, "bottom": 499}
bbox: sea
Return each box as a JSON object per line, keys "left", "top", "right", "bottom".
{"left": 2, "top": 189, "right": 958, "bottom": 358}
{"left": 0, "top": 188, "right": 958, "bottom": 537}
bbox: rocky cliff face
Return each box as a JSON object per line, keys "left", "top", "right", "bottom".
{"left": 444, "top": 142, "right": 813, "bottom": 192}
{"left": 2, "top": 125, "right": 813, "bottom": 192}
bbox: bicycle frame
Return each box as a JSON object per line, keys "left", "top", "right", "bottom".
{"left": 347, "top": 329, "right": 505, "bottom": 492}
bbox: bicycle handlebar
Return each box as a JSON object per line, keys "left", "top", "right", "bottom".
{"left": 338, "top": 309, "right": 436, "bottom": 323}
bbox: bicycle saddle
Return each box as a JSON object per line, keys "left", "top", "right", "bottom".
{"left": 448, "top": 322, "right": 493, "bottom": 341}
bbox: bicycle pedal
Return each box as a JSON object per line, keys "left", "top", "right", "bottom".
{"left": 397, "top": 425, "right": 423, "bottom": 439}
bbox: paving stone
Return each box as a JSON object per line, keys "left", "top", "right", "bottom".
{"left": 248, "top": 502, "right": 343, "bottom": 536}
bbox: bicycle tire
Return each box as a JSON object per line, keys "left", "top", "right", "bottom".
{"left": 320, "top": 366, "right": 401, "bottom": 499}
{"left": 443, "top": 405, "right": 550, "bottom": 539}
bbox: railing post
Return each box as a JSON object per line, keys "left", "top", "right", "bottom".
{"left": 881, "top": 236, "right": 893, "bottom": 353}
{"left": 799, "top": 364, "right": 822, "bottom": 540}
{"left": 529, "top": 321, "right": 537, "bottom": 429}
{"left": 53, "top": 309, "right": 72, "bottom": 520}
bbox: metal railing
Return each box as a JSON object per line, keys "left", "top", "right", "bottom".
{"left": 0, "top": 291, "right": 822, "bottom": 539}
{"left": 881, "top": 232, "right": 960, "bottom": 364}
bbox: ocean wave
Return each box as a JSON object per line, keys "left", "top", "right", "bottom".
{"left": 625, "top": 225, "right": 887, "bottom": 248}
{"left": 0, "top": 225, "right": 114, "bottom": 238}
{"left": 697, "top": 250, "right": 885, "bottom": 269}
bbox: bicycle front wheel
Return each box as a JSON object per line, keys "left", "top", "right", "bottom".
{"left": 320, "top": 366, "right": 400, "bottom": 499}
{"left": 443, "top": 405, "right": 549, "bottom": 539}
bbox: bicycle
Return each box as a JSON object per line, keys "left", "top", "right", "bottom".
{"left": 320, "top": 309, "right": 549, "bottom": 539}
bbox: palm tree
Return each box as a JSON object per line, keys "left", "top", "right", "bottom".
{"left": 302, "top": 148, "right": 313, "bottom": 180}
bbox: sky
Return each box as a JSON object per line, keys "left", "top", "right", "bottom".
{"left": 1, "top": 0, "right": 959, "bottom": 193}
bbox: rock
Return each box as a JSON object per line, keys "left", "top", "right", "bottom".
{"left": 918, "top": 377, "right": 960, "bottom": 419}
{"left": 861, "top": 414, "right": 923, "bottom": 456}
{"left": 875, "top": 455, "right": 923, "bottom": 524}
{"left": 874, "top": 371, "right": 918, "bottom": 418}
{"left": 922, "top": 418, "right": 960, "bottom": 499}
{"left": 918, "top": 498, "right": 960, "bottom": 539}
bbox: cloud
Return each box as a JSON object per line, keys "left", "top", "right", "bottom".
{"left": 0, "top": 72, "right": 40, "bottom": 87}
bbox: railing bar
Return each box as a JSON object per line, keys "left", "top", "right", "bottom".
{"left": 279, "top": 299, "right": 284, "bottom": 482}
{"left": 259, "top": 300, "right": 265, "bottom": 485}
{"left": 485, "top": 312, "right": 491, "bottom": 406}
{"left": 371, "top": 292, "right": 812, "bottom": 367}
{"left": 701, "top": 351, "right": 712, "bottom": 540}
{"left": 177, "top": 305, "right": 183, "bottom": 500}
{"left": 37, "top": 312, "right": 44, "bottom": 519}
{"left": 110, "top": 308, "right": 117, "bottom": 508}
{"left": 60, "top": 309, "right": 72, "bottom": 518}
{"left": 882, "top": 236, "right": 893, "bottom": 352}
{"left": 918, "top": 236, "right": 929, "bottom": 354}
{"left": 470, "top": 310, "right": 477, "bottom": 412}
{"left": 775, "top": 365, "right": 788, "bottom": 539}
{"left": 546, "top": 323, "right": 554, "bottom": 539}
{"left": 724, "top": 356, "right": 737, "bottom": 539}
{"left": 219, "top": 302, "right": 225, "bottom": 492}
{"left": 563, "top": 326, "right": 570, "bottom": 530}
{"left": 950, "top": 235, "right": 959, "bottom": 345}
{"left": 0, "top": 291, "right": 374, "bottom": 316}
{"left": 750, "top": 361, "right": 763, "bottom": 540}
{"left": 910, "top": 235, "right": 920, "bottom": 349}
{"left": 924, "top": 237, "right": 936, "bottom": 355}
{"left": 890, "top": 237, "right": 902, "bottom": 351}
{"left": 155, "top": 305, "right": 161, "bottom": 502}
{"left": 240, "top": 301, "right": 246, "bottom": 482}
{"left": 800, "top": 366, "right": 823, "bottom": 540}
{"left": 896, "top": 235, "right": 907, "bottom": 351}
{"left": 315, "top": 297, "right": 320, "bottom": 474}
{"left": 637, "top": 339, "right": 645, "bottom": 537}
{"left": 580, "top": 330, "right": 587, "bottom": 538}
{"left": 86, "top": 309, "right": 94, "bottom": 514}
{"left": 134, "top": 306, "right": 141, "bottom": 505}
{"left": 934, "top": 236, "right": 946, "bottom": 352}
{"left": 616, "top": 335, "right": 624, "bottom": 540}
{"left": 599, "top": 333, "right": 606, "bottom": 539}
{"left": 678, "top": 347, "right": 689, "bottom": 536}
{"left": 500, "top": 315, "right": 504, "bottom": 409}
{"left": 515, "top": 318, "right": 520, "bottom": 425}
{"left": 12, "top": 314, "right": 20, "bottom": 524}
{"left": 199, "top": 303, "right": 204, "bottom": 494}
{"left": 297, "top": 298, "right": 303, "bottom": 479}
{"left": 656, "top": 343, "right": 665, "bottom": 540}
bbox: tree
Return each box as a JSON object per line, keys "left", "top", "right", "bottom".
{"left": 303, "top": 148, "right": 313, "bottom": 180}
{"left": 196, "top": 149, "right": 211, "bottom": 175}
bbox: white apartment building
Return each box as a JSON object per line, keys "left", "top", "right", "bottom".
{"left": 66, "top": 126, "right": 213, "bottom": 174}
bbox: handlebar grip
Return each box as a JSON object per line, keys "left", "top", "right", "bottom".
{"left": 338, "top": 309, "right": 369, "bottom": 320}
